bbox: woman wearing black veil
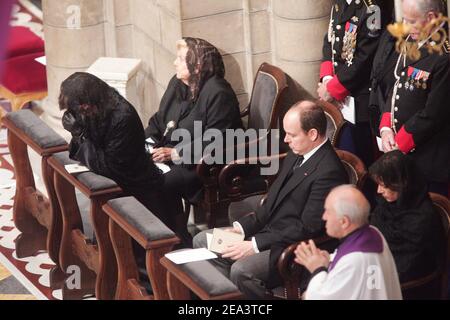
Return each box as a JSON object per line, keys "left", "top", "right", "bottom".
{"left": 59, "top": 72, "right": 166, "bottom": 221}
{"left": 369, "top": 150, "right": 444, "bottom": 283}
{"left": 145, "top": 37, "right": 242, "bottom": 245}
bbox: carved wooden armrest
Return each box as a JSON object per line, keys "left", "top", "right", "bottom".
{"left": 401, "top": 271, "right": 439, "bottom": 290}
{"left": 218, "top": 152, "right": 287, "bottom": 199}
{"left": 276, "top": 235, "right": 334, "bottom": 299}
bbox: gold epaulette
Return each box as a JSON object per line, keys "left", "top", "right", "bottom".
{"left": 444, "top": 40, "right": 450, "bottom": 54}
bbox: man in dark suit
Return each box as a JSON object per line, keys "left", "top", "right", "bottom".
{"left": 369, "top": 0, "right": 450, "bottom": 196}
{"left": 193, "top": 101, "right": 348, "bottom": 299}
{"left": 317, "top": 0, "right": 391, "bottom": 167}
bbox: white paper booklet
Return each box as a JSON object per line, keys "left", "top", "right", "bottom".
{"left": 209, "top": 228, "right": 245, "bottom": 254}
{"left": 165, "top": 248, "right": 218, "bottom": 264}
{"left": 64, "top": 164, "right": 90, "bottom": 174}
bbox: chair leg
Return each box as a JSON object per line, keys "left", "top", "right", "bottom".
{"left": 49, "top": 265, "right": 65, "bottom": 290}
{"left": 14, "top": 226, "right": 47, "bottom": 258}
{"left": 91, "top": 199, "right": 117, "bottom": 300}
{"left": 61, "top": 261, "right": 97, "bottom": 300}
{"left": 54, "top": 174, "right": 96, "bottom": 299}
{"left": 146, "top": 246, "right": 176, "bottom": 300}
{"left": 109, "top": 219, "right": 140, "bottom": 300}
{"left": 166, "top": 272, "right": 191, "bottom": 300}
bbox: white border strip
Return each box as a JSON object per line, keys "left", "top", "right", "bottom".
{"left": 18, "top": 0, "right": 43, "bottom": 20}
{"left": 0, "top": 251, "right": 48, "bottom": 300}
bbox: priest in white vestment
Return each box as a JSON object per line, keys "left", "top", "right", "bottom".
{"left": 294, "top": 185, "right": 402, "bottom": 300}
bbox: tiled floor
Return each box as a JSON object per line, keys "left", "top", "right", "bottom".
{"left": 0, "top": 262, "right": 36, "bottom": 300}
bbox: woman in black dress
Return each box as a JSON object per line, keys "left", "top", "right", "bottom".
{"left": 145, "top": 37, "right": 242, "bottom": 244}
{"left": 369, "top": 150, "right": 443, "bottom": 283}
{"left": 60, "top": 72, "right": 165, "bottom": 219}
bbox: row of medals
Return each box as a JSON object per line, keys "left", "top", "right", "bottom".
{"left": 404, "top": 78, "right": 428, "bottom": 91}
{"left": 341, "top": 34, "right": 357, "bottom": 66}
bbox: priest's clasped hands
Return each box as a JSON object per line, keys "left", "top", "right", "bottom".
{"left": 294, "top": 239, "right": 331, "bottom": 273}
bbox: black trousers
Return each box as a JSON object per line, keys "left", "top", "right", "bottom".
{"left": 161, "top": 165, "right": 203, "bottom": 246}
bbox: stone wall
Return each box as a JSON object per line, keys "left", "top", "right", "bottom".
{"left": 42, "top": 0, "right": 332, "bottom": 130}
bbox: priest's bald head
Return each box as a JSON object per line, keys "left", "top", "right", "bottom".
{"left": 322, "top": 185, "right": 370, "bottom": 239}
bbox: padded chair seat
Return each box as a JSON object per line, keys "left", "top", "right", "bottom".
{"left": 107, "top": 196, "right": 175, "bottom": 243}
{"left": 175, "top": 255, "right": 239, "bottom": 297}
{"left": 6, "top": 26, "right": 44, "bottom": 58}
{"left": 5, "top": 110, "right": 67, "bottom": 149}
{"left": 52, "top": 151, "right": 118, "bottom": 191}
{"left": 1, "top": 51, "right": 47, "bottom": 94}
{"left": 228, "top": 194, "right": 264, "bottom": 224}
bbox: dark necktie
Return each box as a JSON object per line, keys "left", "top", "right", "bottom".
{"left": 279, "top": 155, "right": 305, "bottom": 190}
{"left": 293, "top": 155, "right": 304, "bottom": 171}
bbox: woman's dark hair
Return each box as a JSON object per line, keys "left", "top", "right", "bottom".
{"left": 369, "top": 150, "right": 428, "bottom": 206}
{"left": 180, "top": 37, "right": 225, "bottom": 101}
{"left": 59, "top": 72, "right": 120, "bottom": 141}
{"left": 59, "top": 72, "right": 111, "bottom": 112}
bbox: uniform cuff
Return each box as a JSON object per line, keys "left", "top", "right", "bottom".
{"left": 320, "top": 61, "right": 334, "bottom": 79}
{"left": 327, "top": 76, "right": 350, "bottom": 101}
{"left": 379, "top": 112, "right": 391, "bottom": 131}
{"left": 395, "top": 126, "right": 415, "bottom": 154}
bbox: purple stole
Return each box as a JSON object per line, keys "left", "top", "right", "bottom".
{"left": 328, "top": 225, "right": 383, "bottom": 272}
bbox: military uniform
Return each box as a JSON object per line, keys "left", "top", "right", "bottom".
{"left": 370, "top": 30, "right": 450, "bottom": 188}
{"left": 321, "top": 0, "right": 388, "bottom": 166}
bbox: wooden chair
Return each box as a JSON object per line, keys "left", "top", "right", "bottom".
{"left": 270, "top": 235, "right": 337, "bottom": 299}
{"left": 102, "top": 196, "right": 180, "bottom": 300}
{"left": 335, "top": 149, "right": 367, "bottom": 190}
{"left": 1, "top": 110, "right": 67, "bottom": 288}
{"left": 47, "top": 152, "right": 123, "bottom": 300}
{"left": 193, "top": 62, "right": 310, "bottom": 227}
{"left": 317, "top": 100, "right": 345, "bottom": 147}
{"left": 401, "top": 193, "right": 450, "bottom": 300}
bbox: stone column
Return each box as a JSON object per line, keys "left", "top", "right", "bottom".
{"left": 41, "top": 0, "right": 106, "bottom": 140}
{"left": 272, "top": 0, "right": 333, "bottom": 95}
{"left": 86, "top": 57, "right": 143, "bottom": 123}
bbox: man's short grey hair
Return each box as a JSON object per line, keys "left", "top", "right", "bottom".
{"left": 332, "top": 185, "right": 370, "bottom": 227}
{"left": 414, "top": 0, "right": 446, "bottom": 14}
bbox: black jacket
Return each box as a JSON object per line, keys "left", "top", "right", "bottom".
{"left": 321, "top": 0, "right": 388, "bottom": 122}
{"left": 370, "top": 192, "right": 442, "bottom": 283}
{"left": 237, "top": 141, "right": 348, "bottom": 288}
{"left": 369, "top": 30, "right": 450, "bottom": 183}
{"left": 145, "top": 75, "right": 242, "bottom": 165}
{"left": 68, "top": 93, "right": 162, "bottom": 196}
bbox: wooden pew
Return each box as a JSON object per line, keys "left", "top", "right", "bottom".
{"left": 1, "top": 109, "right": 68, "bottom": 288}
{"left": 47, "top": 151, "right": 122, "bottom": 300}
{"left": 102, "top": 196, "right": 180, "bottom": 299}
